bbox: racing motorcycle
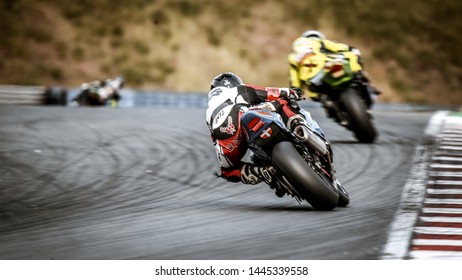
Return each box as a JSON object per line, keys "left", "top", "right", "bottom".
{"left": 241, "top": 99, "right": 349, "bottom": 210}
{"left": 73, "top": 76, "right": 124, "bottom": 107}
{"left": 307, "top": 53, "right": 377, "bottom": 143}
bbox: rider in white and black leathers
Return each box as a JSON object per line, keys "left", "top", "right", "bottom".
{"left": 206, "top": 72, "right": 325, "bottom": 197}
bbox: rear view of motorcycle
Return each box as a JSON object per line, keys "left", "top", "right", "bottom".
{"left": 241, "top": 98, "right": 349, "bottom": 210}
{"left": 305, "top": 53, "right": 378, "bottom": 143}
{"left": 73, "top": 76, "right": 124, "bottom": 107}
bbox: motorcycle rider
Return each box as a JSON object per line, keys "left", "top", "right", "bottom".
{"left": 206, "top": 72, "right": 325, "bottom": 197}
{"left": 74, "top": 76, "right": 124, "bottom": 107}
{"left": 288, "top": 30, "right": 380, "bottom": 103}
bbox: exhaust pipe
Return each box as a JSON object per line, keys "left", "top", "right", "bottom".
{"left": 293, "top": 125, "right": 328, "bottom": 155}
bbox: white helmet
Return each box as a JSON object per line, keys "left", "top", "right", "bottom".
{"left": 301, "top": 30, "right": 325, "bottom": 40}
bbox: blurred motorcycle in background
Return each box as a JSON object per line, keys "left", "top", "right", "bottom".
{"left": 303, "top": 53, "right": 378, "bottom": 143}
{"left": 72, "top": 76, "right": 124, "bottom": 107}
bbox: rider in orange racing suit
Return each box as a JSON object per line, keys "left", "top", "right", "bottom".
{"left": 206, "top": 72, "right": 325, "bottom": 197}
{"left": 288, "top": 30, "right": 380, "bottom": 102}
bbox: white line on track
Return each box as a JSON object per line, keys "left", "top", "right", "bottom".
{"left": 430, "top": 163, "right": 462, "bottom": 170}
{"left": 413, "top": 239, "right": 462, "bottom": 246}
{"left": 422, "top": 208, "right": 462, "bottom": 214}
{"left": 432, "top": 157, "right": 462, "bottom": 162}
{"left": 414, "top": 227, "right": 462, "bottom": 235}
{"left": 420, "top": 216, "right": 462, "bottom": 223}
{"left": 423, "top": 198, "right": 462, "bottom": 204}
{"left": 409, "top": 251, "right": 462, "bottom": 259}
{"left": 437, "top": 146, "right": 462, "bottom": 151}
{"left": 427, "top": 189, "right": 462, "bottom": 195}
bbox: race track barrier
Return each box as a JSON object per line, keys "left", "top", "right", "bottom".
{"left": 0, "top": 85, "right": 67, "bottom": 106}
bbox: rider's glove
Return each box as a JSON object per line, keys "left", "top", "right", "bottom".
{"left": 281, "top": 87, "right": 304, "bottom": 101}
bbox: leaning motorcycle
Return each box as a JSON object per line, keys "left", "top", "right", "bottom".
{"left": 241, "top": 99, "right": 349, "bottom": 210}
{"left": 306, "top": 53, "right": 377, "bottom": 143}
{"left": 73, "top": 77, "right": 123, "bottom": 107}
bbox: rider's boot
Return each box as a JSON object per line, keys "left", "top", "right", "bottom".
{"left": 241, "top": 163, "right": 286, "bottom": 197}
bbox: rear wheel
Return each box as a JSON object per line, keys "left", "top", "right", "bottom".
{"left": 340, "top": 89, "right": 377, "bottom": 143}
{"left": 271, "top": 141, "right": 339, "bottom": 210}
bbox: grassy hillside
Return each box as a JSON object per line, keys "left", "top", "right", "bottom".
{"left": 0, "top": 0, "right": 461, "bottom": 105}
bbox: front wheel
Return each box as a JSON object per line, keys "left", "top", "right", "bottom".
{"left": 271, "top": 141, "right": 339, "bottom": 210}
{"left": 340, "top": 89, "right": 377, "bottom": 143}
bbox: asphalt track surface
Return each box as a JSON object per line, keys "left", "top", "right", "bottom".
{"left": 0, "top": 104, "right": 434, "bottom": 260}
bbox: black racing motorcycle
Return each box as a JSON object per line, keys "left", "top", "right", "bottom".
{"left": 73, "top": 77, "right": 124, "bottom": 107}
{"left": 241, "top": 99, "right": 349, "bottom": 210}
